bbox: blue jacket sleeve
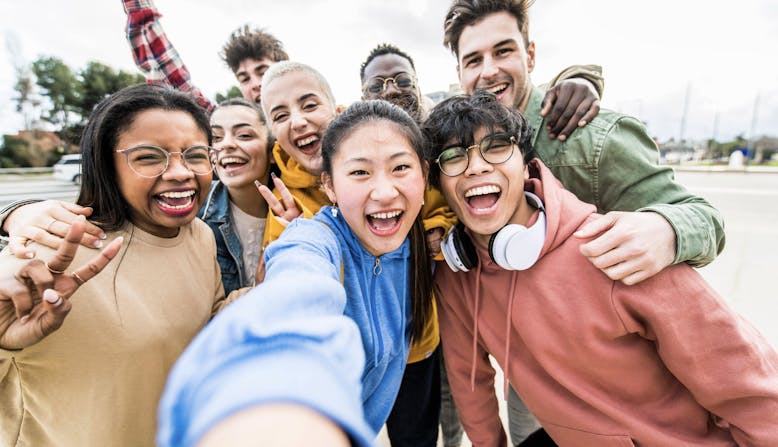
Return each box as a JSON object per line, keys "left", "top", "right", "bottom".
{"left": 157, "top": 220, "right": 375, "bottom": 447}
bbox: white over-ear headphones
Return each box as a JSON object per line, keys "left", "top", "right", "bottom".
{"left": 441, "top": 192, "right": 546, "bottom": 272}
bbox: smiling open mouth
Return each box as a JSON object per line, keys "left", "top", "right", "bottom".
{"left": 219, "top": 157, "right": 248, "bottom": 173}
{"left": 295, "top": 135, "right": 320, "bottom": 154}
{"left": 465, "top": 185, "right": 501, "bottom": 209}
{"left": 155, "top": 190, "right": 195, "bottom": 212}
{"left": 367, "top": 210, "right": 403, "bottom": 234}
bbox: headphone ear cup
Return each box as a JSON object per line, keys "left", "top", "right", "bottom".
{"left": 488, "top": 210, "right": 547, "bottom": 270}
{"left": 441, "top": 223, "right": 478, "bottom": 272}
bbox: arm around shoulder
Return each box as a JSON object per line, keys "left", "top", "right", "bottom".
{"left": 596, "top": 115, "right": 725, "bottom": 266}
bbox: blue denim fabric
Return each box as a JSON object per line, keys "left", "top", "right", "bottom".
{"left": 198, "top": 181, "right": 246, "bottom": 295}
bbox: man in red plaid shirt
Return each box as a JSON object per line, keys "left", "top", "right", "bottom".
{"left": 123, "top": 0, "right": 288, "bottom": 111}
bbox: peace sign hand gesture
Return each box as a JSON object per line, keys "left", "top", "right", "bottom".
{"left": 0, "top": 216, "right": 123, "bottom": 350}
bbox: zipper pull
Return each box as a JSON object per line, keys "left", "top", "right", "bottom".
{"left": 373, "top": 257, "right": 382, "bottom": 275}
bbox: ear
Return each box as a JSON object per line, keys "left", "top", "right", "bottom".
{"left": 423, "top": 160, "right": 430, "bottom": 183}
{"left": 523, "top": 162, "right": 530, "bottom": 180}
{"left": 321, "top": 171, "right": 337, "bottom": 204}
{"left": 456, "top": 64, "right": 462, "bottom": 82}
{"left": 526, "top": 41, "right": 536, "bottom": 74}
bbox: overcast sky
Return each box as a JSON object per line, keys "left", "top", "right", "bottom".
{"left": 1, "top": 0, "right": 776, "bottom": 142}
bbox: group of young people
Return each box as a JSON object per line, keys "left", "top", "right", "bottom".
{"left": 1, "top": 0, "right": 776, "bottom": 446}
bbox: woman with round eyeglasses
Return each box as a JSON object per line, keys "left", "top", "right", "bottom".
{"left": 0, "top": 83, "right": 227, "bottom": 446}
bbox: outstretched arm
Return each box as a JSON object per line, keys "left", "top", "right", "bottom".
{"left": 157, "top": 221, "right": 375, "bottom": 447}
{"left": 122, "top": 0, "right": 213, "bottom": 111}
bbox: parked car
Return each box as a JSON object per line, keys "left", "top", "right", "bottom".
{"left": 53, "top": 154, "right": 82, "bottom": 184}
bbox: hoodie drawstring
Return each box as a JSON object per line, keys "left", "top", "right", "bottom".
{"left": 503, "top": 271, "right": 519, "bottom": 396}
{"left": 470, "top": 261, "right": 483, "bottom": 392}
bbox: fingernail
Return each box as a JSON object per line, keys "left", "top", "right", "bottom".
{"left": 99, "top": 232, "right": 107, "bottom": 240}
{"left": 93, "top": 240, "right": 103, "bottom": 248}
{"left": 44, "top": 291, "right": 62, "bottom": 305}
{"left": 270, "top": 172, "right": 277, "bottom": 179}
{"left": 25, "top": 252, "right": 34, "bottom": 259}
{"left": 254, "top": 180, "right": 263, "bottom": 189}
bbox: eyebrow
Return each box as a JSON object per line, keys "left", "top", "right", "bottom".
{"left": 461, "top": 38, "right": 516, "bottom": 62}
{"left": 268, "top": 92, "right": 322, "bottom": 116}
{"left": 344, "top": 150, "right": 416, "bottom": 164}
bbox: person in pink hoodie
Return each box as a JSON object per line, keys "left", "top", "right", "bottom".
{"left": 424, "top": 91, "right": 778, "bottom": 447}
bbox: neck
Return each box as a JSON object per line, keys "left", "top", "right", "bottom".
{"left": 516, "top": 79, "right": 533, "bottom": 112}
{"left": 228, "top": 184, "right": 268, "bottom": 218}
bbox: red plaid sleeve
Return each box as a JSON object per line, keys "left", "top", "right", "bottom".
{"left": 123, "top": 0, "right": 214, "bottom": 112}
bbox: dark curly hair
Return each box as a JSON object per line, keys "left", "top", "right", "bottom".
{"left": 444, "top": 0, "right": 534, "bottom": 57}
{"left": 422, "top": 90, "right": 534, "bottom": 188}
{"left": 359, "top": 43, "right": 416, "bottom": 81}
{"left": 221, "top": 25, "right": 289, "bottom": 73}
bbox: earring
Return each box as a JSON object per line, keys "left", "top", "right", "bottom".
{"left": 331, "top": 204, "right": 338, "bottom": 217}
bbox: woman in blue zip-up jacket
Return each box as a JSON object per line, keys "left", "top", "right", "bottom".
{"left": 159, "top": 99, "right": 434, "bottom": 446}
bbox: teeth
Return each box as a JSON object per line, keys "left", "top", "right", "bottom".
{"left": 296, "top": 135, "right": 318, "bottom": 147}
{"left": 487, "top": 83, "right": 508, "bottom": 94}
{"left": 465, "top": 185, "right": 500, "bottom": 197}
{"left": 369, "top": 210, "right": 402, "bottom": 219}
{"left": 159, "top": 190, "right": 195, "bottom": 198}
{"left": 155, "top": 197, "right": 194, "bottom": 210}
{"left": 220, "top": 157, "right": 245, "bottom": 166}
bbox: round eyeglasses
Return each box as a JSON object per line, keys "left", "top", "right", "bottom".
{"left": 115, "top": 144, "right": 214, "bottom": 178}
{"left": 435, "top": 133, "right": 517, "bottom": 177}
{"left": 363, "top": 73, "right": 416, "bottom": 95}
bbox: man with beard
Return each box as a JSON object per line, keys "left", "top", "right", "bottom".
{"left": 359, "top": 43, "right": 604, "bottom": 447}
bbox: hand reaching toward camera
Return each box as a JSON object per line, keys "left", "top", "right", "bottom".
{"left": 0, "top": 217, "right": 122, "bottom": 349}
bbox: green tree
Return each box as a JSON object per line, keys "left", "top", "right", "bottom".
{"left": 79, "top": 61, "right": 144, "bottom": 118}
{"left": 0, "top": 136, "right": 32, "bottom": 168}
{"left": 31, "top": 56, "right": 82, "bottom": 128}
{"left": 215, "top": 86, "right": 242, "bottom": 104}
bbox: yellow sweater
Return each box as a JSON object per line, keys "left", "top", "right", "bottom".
{"left": 265, "top": 141, "right": 456, "bottom": 363}
{"left": 0, "top": 221, "right": 224, "bottom": 447}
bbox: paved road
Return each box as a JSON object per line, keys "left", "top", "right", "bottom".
{"left": 0, "top": 175, "right": 79, "bottom": 207}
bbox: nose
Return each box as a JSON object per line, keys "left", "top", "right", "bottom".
{"left": 250, "top": 74, "right": 263, "bottom": 92}
{"left": 369, "top": 175, "right": 400, "bottom": 202}
{"left": 162, "top": 153, "right": 196, "bottom": 181}
{"left": 480, "top": 55, "right": 499, "bottom": 80}
{"left": 463, "top": 146, "right": 492, "bottom": 177}
{"left": 290, "top": 109, "right": 308, "bottom": 130}
{"left": 216, "top": 134, "right": 237, "bottom": 151}
{"left": 383, "top": 79, "right": 402, "bottom": 95}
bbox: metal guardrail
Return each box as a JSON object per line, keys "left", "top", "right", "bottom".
{"left": 0, "top": 167, "right": 54, "bottom": 174}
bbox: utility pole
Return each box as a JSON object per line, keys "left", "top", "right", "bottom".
{"left": 746, "top": 92, "right": 761, "bottom": 163}
{"left": 679, "top": 81, "right": 692, "bottom": 144}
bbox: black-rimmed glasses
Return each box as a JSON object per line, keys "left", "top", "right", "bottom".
{"left": 435, "top": 133, "right": 517, "bottom": 177}
{"left": 115, "top": 145, "right": 214, "bottom": 178}
{"left": 363, "top": 73, "right": 416, "bottom": 95}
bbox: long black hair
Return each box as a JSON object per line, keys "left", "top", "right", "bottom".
{"left": 321, "top": 99, "right": 433, "bottom": 342}
{"left": 77, "top": 83, "right": 211, "bottom": 231}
